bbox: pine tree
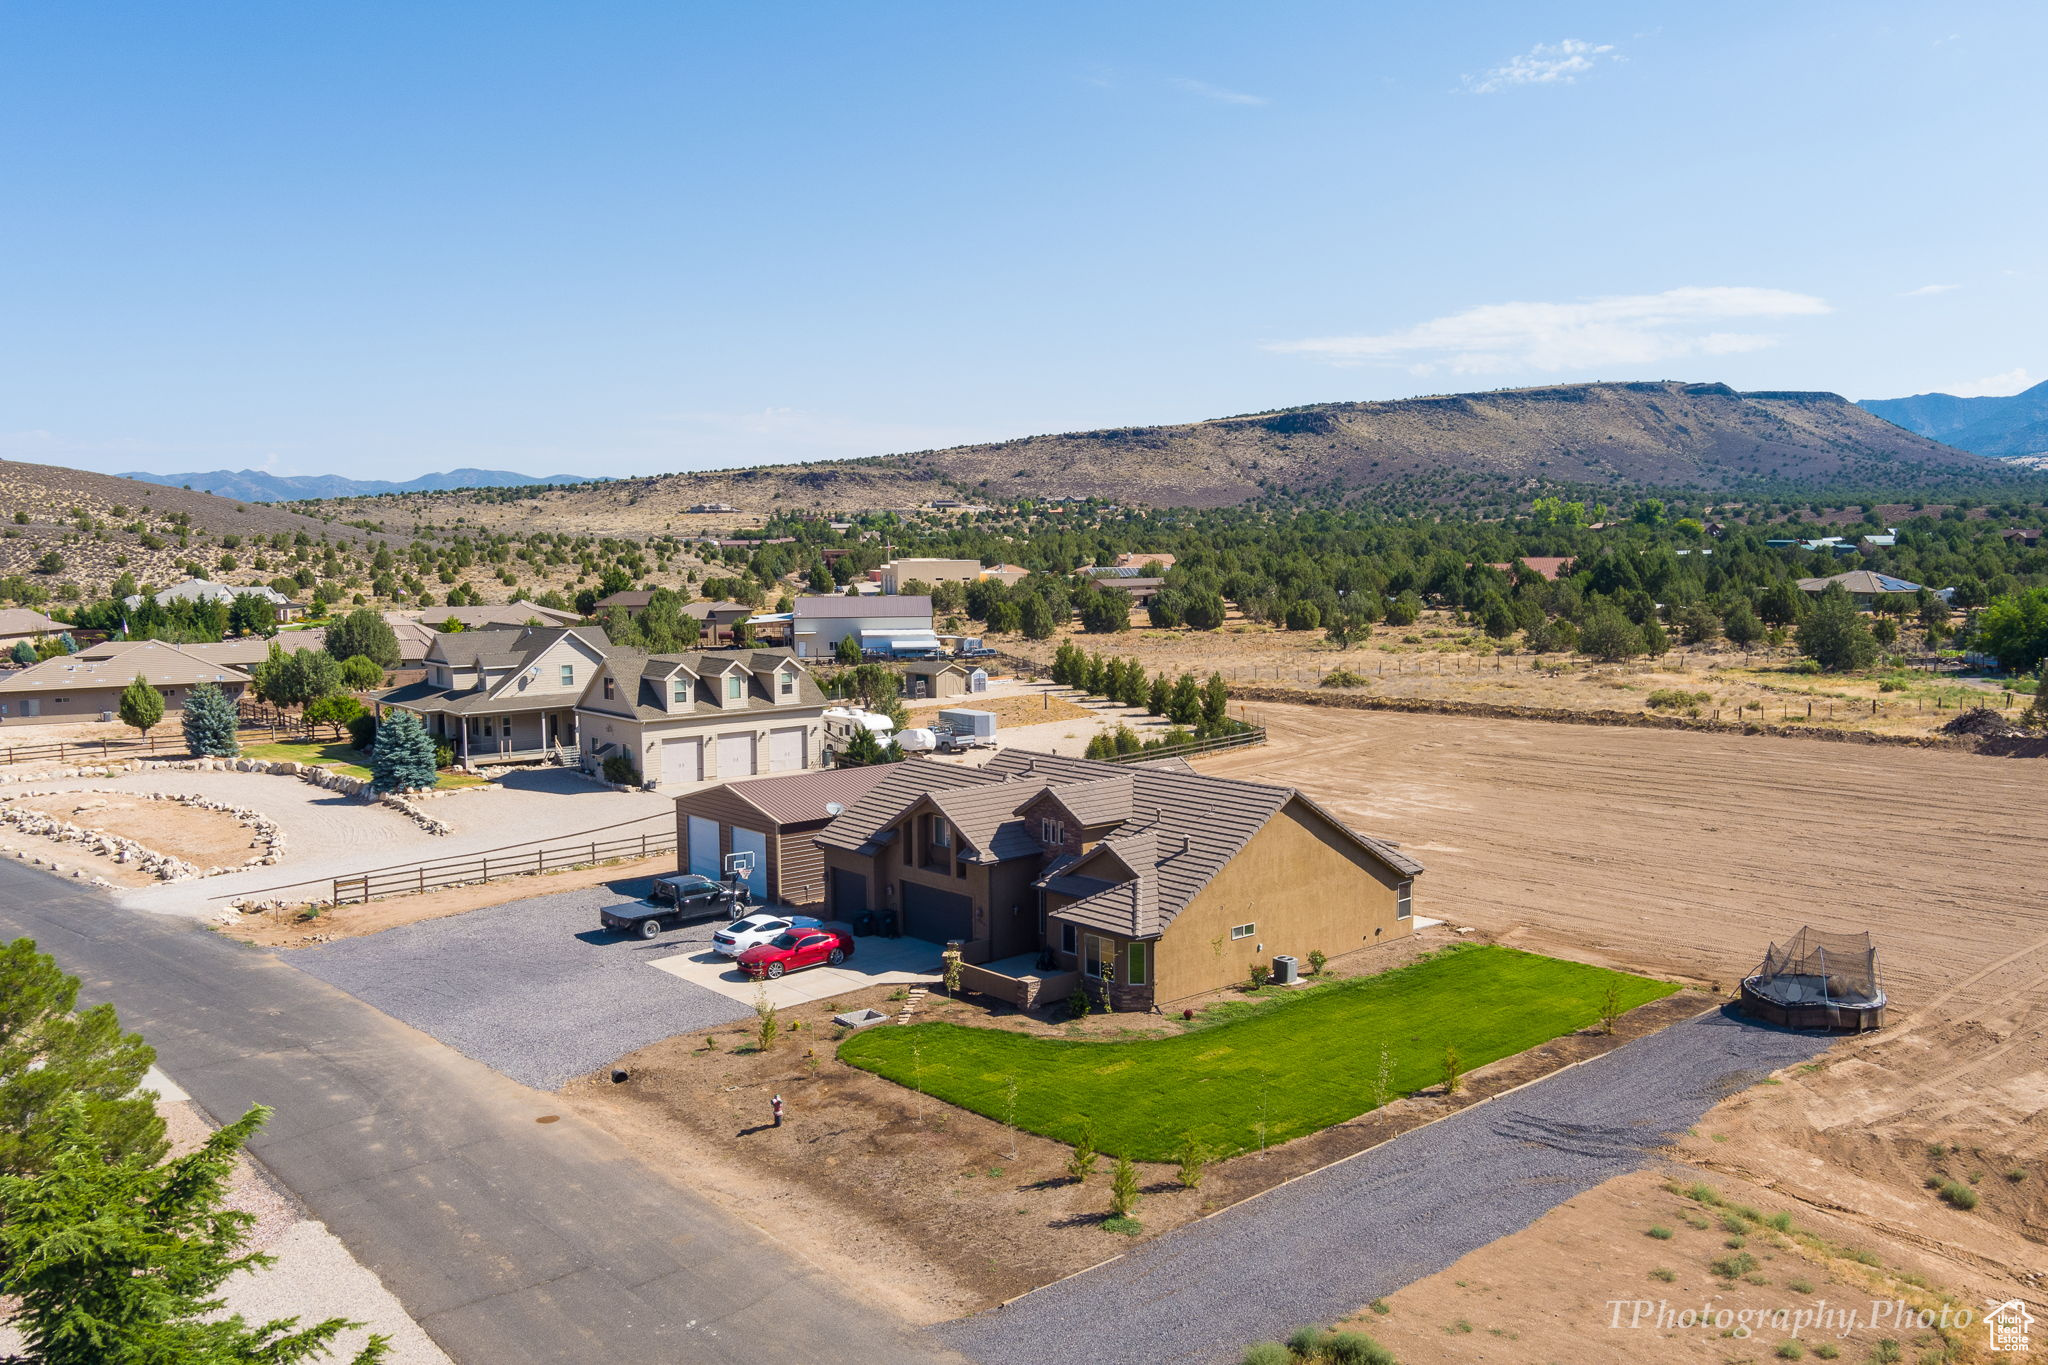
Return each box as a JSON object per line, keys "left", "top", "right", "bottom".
{"left": 180, "top": 682, "right": 241, "bottom": 758}
{"left": 1797, "top": 585, "right": 1878, "bottom": 672}
{"left": 1201, "top": 672, "right": 1229, "bottom": 731}
{"left": 117, "top": 674, "right": 164, "bottom": 737}
{"left": 0, "top": 1100, "right": 390, "bottom": 1365}
{"left": 369, "top": 708, "right": 438, "bottom": 793}
{"left": 0, "top": 938, "right": 165, "bottom": 1178}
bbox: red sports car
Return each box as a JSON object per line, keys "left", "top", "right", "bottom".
{"left": 735, "top": 925, "right": 855, "bottom": 979}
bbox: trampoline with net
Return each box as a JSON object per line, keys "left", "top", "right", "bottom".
{"left": 1739, "top": 926, "right": 1887, "bottom": 1031}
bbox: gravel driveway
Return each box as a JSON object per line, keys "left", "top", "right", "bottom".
{"left": 945, "top": 1008, "right": 1834, "bottom": 1365}
{"left": 288, "top": 882, "right": 752, "bottom": 1089}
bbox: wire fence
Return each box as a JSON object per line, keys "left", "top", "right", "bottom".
{"left": 1101, "top": 726, "right": 1268, "bottom": 763}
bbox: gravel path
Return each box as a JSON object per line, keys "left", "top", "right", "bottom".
{"left": 945, "top": 1008, "right": 1834, "bottom": 1365}
{"left": 289, "top": 883, "right": 753, "bottom": 1089}
{"left": 5, "top": 765, "right": 669, "bottom": 917}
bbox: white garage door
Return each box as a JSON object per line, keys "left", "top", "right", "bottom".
{"left": 767, "top": 726, "right": 804, "bottom": 772}
{"left": 688, "top": 816, "right": 721, "bottom": 878}
{"left": 717, "top": 732, "right": 756, "bottom": 778}
{"left": 729, "top": 827, "right": 768, "bottom": 901}
{"left": 660, "top": 736, "right": 702, "bottom": 784}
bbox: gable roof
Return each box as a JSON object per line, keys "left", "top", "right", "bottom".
{"left": 1796, "top": 569, "right": 1921, "bottom": 595}
{"left": 583, "top": 647, "right": 823, "bottom": 720}
{"left": 710, "top": 765, "right": 897, "bottom": 826}
{"left": 0, "top": 608, "right": 67, "bottom": 637}
{"left": 818, "top": 749, "right": 1421, "bottom": 940}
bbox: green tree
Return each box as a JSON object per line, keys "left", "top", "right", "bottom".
{"left": 1384, "top": 591, "right": 1422, "bottom": 627}
{"left": 1797, "top": 585, "right": 1879, "bottom": 672}
{"left": 1018, "top": 594, "right": 1058, "bottom": 640}
{"left": 1078, "top": 588, "right": 1131, "bottom": 634}
{"left": 323, "top": 608, "right": 400, "bottom": 668}
{"left": 1146, "top": 672, "right": 1169, "bottom": 716}
{"left": 1109, "top": 1153, "right": 1140, "bottom": 1218}
{"left": 1167, "top": 673, "right": 1202, "bottom": 726}
{"left": 1201, "top": 672, "right": 1229, "bottom": 731}
{"left": 834, "top": 633, "right": 862, "bottom": 665}
{"left": 0, "top": 1099, "right": 390, "bottom": 1365}
{"left": 179, "top": 682, "right": 241, "bottom": 758}
{"left": 369, "top": 708, "right": 438, "bottom": 793}
{"left": 9, "top": 640, "right": 34, "bottom": 667}
{"left": 1756, "top": 581, "right": 1803, "bottom": 627}
{"left": 1181, "top": 592, "right": 1226, "bottom": 631}
{"left": 1577, "top": 608, "right": 1643, "bottom": 662}
{"left": 117, "top": 674, "right": 164, "bottom": 736}
{"left": 834, "top": 726, "right": 903, "bottom": 767}
{"left": 337, "top": 655, "right": 385, "bottom": 690}
{"left": 1975, "top": 587, "right": 2048, "bottom": 673}
{"left": 1722, "top": 599, "right": 1763, "bottom": 647}
{"left": 225, "top": 593, "right": 278, "bottom": 639}
{"left": 303, "top": 693, "right": 365, "bottom": 740}
{"left": 0, "top": 938, "right": 165, "bottom": 1179}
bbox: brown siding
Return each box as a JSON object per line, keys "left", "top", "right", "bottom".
{"left": 673, "top": 786, "right": 789, "bottom": 901}
{"left": 1151, "top": 798, "right": 1412, "bottom": 1004}
{"left": 773, "top": 821, "right": 831, "bottom": 908}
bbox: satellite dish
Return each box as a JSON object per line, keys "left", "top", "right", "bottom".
{"left": 824, "top": 802, "right": 845, "bottom": 817}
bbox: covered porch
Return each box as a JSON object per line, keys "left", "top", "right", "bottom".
{"left": 418, "top": 704, "right": 579, "bottom": 766}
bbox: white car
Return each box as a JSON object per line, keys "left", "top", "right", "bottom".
{"left": 711, "top": 913, "right": 823, "bottom": 958}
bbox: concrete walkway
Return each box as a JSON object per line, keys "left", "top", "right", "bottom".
{"left": 945, "top": 1008, "right": 1835, "bottom": 1365}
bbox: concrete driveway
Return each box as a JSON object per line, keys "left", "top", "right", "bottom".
{"left": 650, "top": 933, "right": 943, "bottom": 1008}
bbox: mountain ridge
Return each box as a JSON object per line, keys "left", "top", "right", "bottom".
{"left": 1859, "top": 379, "right": 2048, "bottom": 459}
{"left": 119, "top": 467, "right": 603, "bottom": 503}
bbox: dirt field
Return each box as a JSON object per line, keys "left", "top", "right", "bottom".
{"left": 1197, "top": 704, "right": 2048, "bottom": 1344}
{"left": 903, "top": 691, "right": 1096, "bottom": 729}
{"left": 1000, "top": 609, "right": 2026, "bottom": 741}
{"left": 0, "top": 791, "right": 261, "bottom": 885}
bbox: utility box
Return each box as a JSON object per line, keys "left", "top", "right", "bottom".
{"left": 1271, "top": 955, "right": 1300, "bottom": 986}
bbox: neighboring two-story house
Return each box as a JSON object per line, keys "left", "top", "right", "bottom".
{"left": 374, "top": 625, "right": 613, "bottom": 764}
{"left": 575, "top": 649, "right": 828, "bottom": 785}
{"left": 814, "top": 751, "right": 1422, "bottom": 1009}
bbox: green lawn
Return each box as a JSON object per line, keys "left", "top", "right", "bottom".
{"left": 238, "top": 738, "right": 488, "bottom": 789}
{"left": 837, "top": 945, "right": 1678, "bottom": 1160}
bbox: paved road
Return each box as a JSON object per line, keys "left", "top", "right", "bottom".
{"left": 946, "top": 1009, "right": 1834, "bottom": 1365}
{"left": 0, "top": 860, "right": 957, "bottom": 1365}
{"left": 292, "top": 883, "right": 752, "bottom": 1088}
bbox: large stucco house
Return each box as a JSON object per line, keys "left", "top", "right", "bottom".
{"left": 374, "top": 625, "right": 828, "bottom": 786}
{"left": 814, "top": 751, "right": 1422, "bottom": 1010}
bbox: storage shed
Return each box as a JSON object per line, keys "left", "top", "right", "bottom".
{"left": 903, "top": 659, "right": 988, "bottom": 699}
{"left": 672, "top": 765, "right": 896, "bottom": 908}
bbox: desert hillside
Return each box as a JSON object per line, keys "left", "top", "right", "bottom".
{"left": 304, "top": 381, "right": 2015, "bottom": 525}
{"left": 0, "top": 457, "right": 388, "bottom": 596}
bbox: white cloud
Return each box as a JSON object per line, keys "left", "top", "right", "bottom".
{"left": 1465, "top": 39, "right": 1618, "bottom": 94}
{"left": 1944, "top": 367, "right": 2038, "bottom": 398}
{"left": 1170, "top": 77, "right": 1267, "bottom": 106}
{"left": 1900, "top": 283, "right": 1957, "bottom": 296}
{"left": 1264, "top": 286, "right": 1832, "bottom": 374}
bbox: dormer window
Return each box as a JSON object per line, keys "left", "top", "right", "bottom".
{"left": 777, "top": 670, "right": 794, "bottom": 697}
{"left": 560, "top": 664, "right": 574, "bottom": 686}
{"left": 602, "top": 676, "right": 615, "bottom": 701}
{"left": 1041, "top": 817, "right": 1067, "bottom": 847}
{"left": 671, "top": 677, "right": 689, "bottom": 705}
{"left": 726, "top": 675, "right": 744, "bottom": 701}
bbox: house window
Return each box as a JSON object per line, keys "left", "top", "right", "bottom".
{"left": 602, "top": 676, "right": 615, "bottom": 701}
{"left": 1083, "top": 935, "right": 1104, "bottom": 978}
{"left": 777, "top": 670, "right": 794, "bottom": 697}
{"left": 931, "top": 819, "right": 951, "bottom": 850}
{"left": 1126, "top": 942, "right": 1147, "bottom": 986}
{"left": 1230, "top": 923, "right": 1255, "bottom": 941}
{"left": 671, "top": 677, "right": 689, "bottom": 704}
{"left": 1060, "top": 922, "right": 1077, "bottom": 954}
{"left": 1040, "top": 817, "right": 1066, "bottom": 847}
{"left": 559, "top": 664, "right": 574, "bottom": 686}
{"left": 726, "top": 675, "right": 744, "bottom": 701}
{"left": 1397, "top": 882, "right": 1412, "bottom": 920}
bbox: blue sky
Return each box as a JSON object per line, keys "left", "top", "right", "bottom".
{"left": 3, "top": 1, "right": 2043, "bottom": 480}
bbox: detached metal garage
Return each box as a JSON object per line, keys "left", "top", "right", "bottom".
{"left": 672, "top": 766, "right": 896, "bottom": 910}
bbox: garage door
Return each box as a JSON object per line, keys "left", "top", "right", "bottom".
{"left": 767, "top": 726, "right": 804, "bottom": 772}
{"left": 660, "top": 737, "right": 702, "bottom": 784}
{"left": 902, "top": 882, "right": 972, "bottom": 944}
{"left": 729, "top": 827, "right": 768, "bottom": 901}
{"left": 717, "top": 732, "right": 756, "bottom": 778}
{"left": 829, "top": 868, "right": 868, "bottom": 919}
{"left": 687, "top": 816, "right": 721, "bottom": 878}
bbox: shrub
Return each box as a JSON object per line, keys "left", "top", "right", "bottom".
{"left": 1442, "top": 1043, "right": 1464, "bottom": 1094}
{"left": 1175, "top": 1132, "right": 1206, "bottom": 1189}
{"left": 432, "top": 739, "right": 454, "bottom": 769}
{"left": 1709, "top": 1251, "right": 1757, "bottom": 1279}
{"left": 1319, "top": 669, "right": 1369, "bottom": 689}
{"left": 1284, "top": 1325, "right": 1328, "bottom": 1357}
{"left": 1774, "top": 1341, "right": 1804, "bottom": 1360}
{"left": 1324, "top": 1334, "right": 1395, "bottom": 1365}
{"left": 1645, "top": 1225, "right": 1673, "bottom": 1240}
{"left": 1110, "top": 1156, "right": 1139, "bottom": 1217}
{"left": 1238, "top": 1346, "right": 1290, "bottom": 1365}
{"left": 1935, "top": 1179, "right": 1978, "bottom": 1210}
{"left": 1066, "top": 986, "right": 1090, "bottom": 1019}
{"left": 1645, "top": 688, "right": 1712, "bottom": 711}
{"left": 1247, "top": 964, "right": 1271, "bottom": 991}
{"left": 346, "top": 712, "right": 378, "bottom": 752}
{"left": 1650, "top": 1267, "right": 1676, "bottom": 1282}
{"left": 1306, "top": 949, "right": 1327, "bottom": 976}
{"left": 1065, "top": 1122, "right": 1098, "bottom": 1183}
{"left": 601, "top": 754, "right": 641, "bottom": 786}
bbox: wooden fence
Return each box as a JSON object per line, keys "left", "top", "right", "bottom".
{"left": 0, "top": 715, "right": 330, "bottom": 770}
{"left": 330, "top": 824, "right": 676, "bottom": 904}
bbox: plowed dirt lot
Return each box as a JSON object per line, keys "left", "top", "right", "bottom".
{"left": 1200, "top": 705, "right": 2048, "bottom": 1348}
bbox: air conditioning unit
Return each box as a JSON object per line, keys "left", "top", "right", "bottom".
{"left": 1271, "top": 955, "right": 1300, "bottom": 986}
{"left": 99, "top": 711, "right": 114, "bottom": 723}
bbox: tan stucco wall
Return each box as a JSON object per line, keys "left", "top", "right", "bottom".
{"left": 1150, "top": 798, "right": 1412, "bottom": 1004}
